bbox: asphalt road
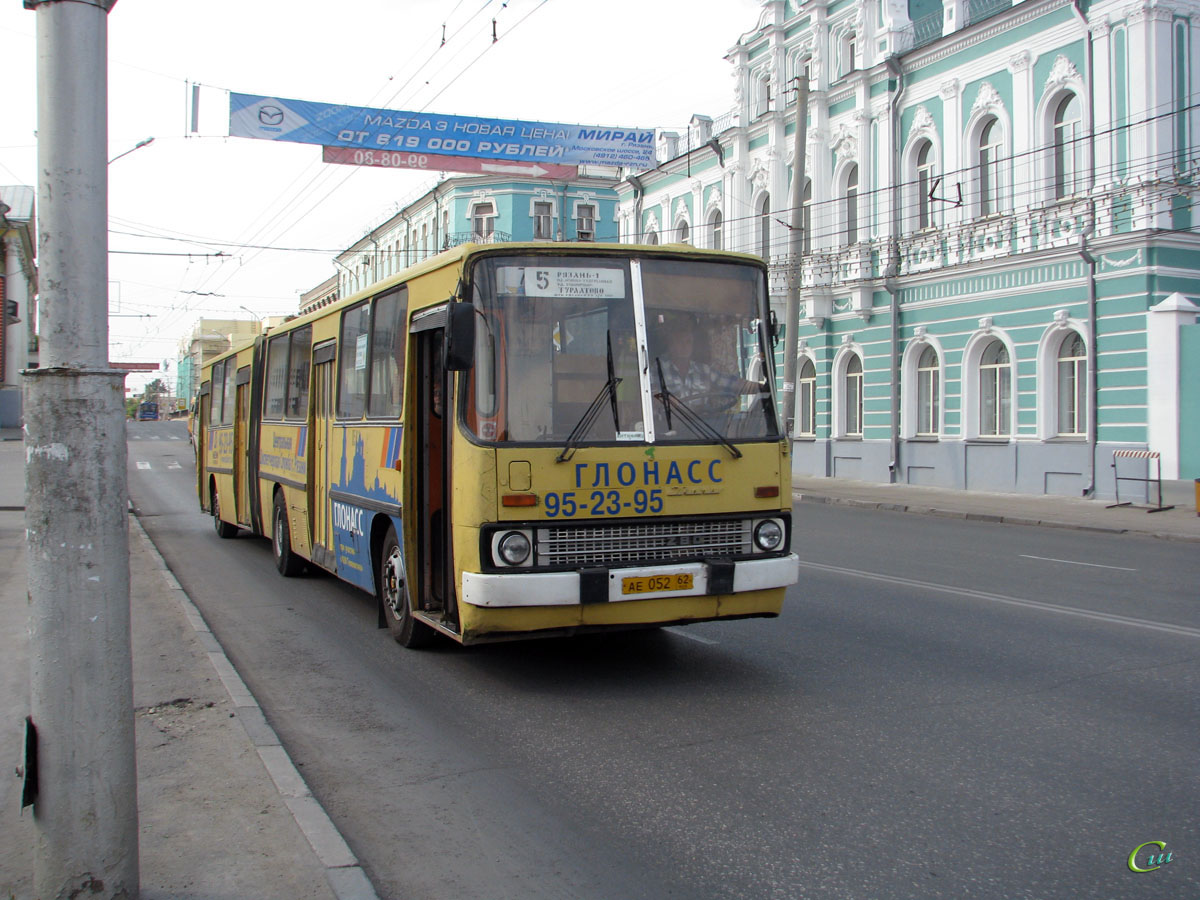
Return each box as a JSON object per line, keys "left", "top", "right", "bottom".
{"left": 130, "top": 418, "right": 1200, "bottom": 900}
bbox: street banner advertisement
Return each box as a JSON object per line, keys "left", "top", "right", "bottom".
{"left": 320, "top": 146, "right": 579, "bottom": 180}
{"left": 230, "top": 93, "right": 655, "bottom": 168}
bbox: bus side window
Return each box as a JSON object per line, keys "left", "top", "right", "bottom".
{"left": 265, "top": 336, "right": 289, "bottom": 419}
{"left": 209, "top": 361, "right": 224, "bottom": 426}
{"left": 338, "top": 302, "right": 370, "bottom": 418}
{"left": 368, "top": 288, "right": 407, "bottom": 418}
{"left": 287, "top": 326, "right": 313, "bottom": 420}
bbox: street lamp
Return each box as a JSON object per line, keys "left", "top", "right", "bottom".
{"left": 108, "top": 136, "right": 154, "bottom": 165}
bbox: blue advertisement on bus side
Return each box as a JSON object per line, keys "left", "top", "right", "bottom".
{"left": 229, "top": 92, "right": 656, "bottom": 168}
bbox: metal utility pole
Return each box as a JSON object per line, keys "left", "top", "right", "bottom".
{"left": 780, "top": 75, "right": 809, "bottom": 437}
{"left": 22, "top": 1, "right": 139, "bottom": 898}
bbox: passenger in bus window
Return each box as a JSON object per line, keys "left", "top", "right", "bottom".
{"left": 652, "top": 313, "right": 760, "bottom": 400}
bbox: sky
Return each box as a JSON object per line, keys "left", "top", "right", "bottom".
{"left": 0, "top": 0, "right": 763, "bottom": 395}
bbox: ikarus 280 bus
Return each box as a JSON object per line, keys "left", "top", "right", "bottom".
{"left": 197, "top": 242, "right": 799, "bottom": 647}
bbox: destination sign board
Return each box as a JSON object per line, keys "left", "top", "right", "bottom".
{"left": 230, "top": 93, "right": 655, "bottom": 168}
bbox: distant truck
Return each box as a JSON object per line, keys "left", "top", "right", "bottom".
{"left": 136, "top": 400, "right": 159, "bottom": 421}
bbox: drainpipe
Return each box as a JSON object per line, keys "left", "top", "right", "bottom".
{"left": 1072, "top": 0, "right": 1099, "bottom": 497}
{"left": 781, "top": 74, "right": 809, "bottom": 439}
{"left": 885, "top": 55, "right": 907, "bottom": 483}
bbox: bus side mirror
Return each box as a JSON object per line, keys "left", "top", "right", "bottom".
{"left": 444, "top": 302, "right": 475, "bottom": 371}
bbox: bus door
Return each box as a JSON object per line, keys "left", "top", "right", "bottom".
{"left": 235, "top": 367, "right": 252, "bottom": 526}
{"left": 411, "top": 321, "right": 455, "bottom": 625}
{"left": 197, "top": 383, "right": 210, "bottom": 508}
{"left": 308, "top": 342, "right": 337, "bottom": 571}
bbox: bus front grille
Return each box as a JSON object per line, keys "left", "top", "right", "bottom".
{"left": 535, "top": 519, "right": 752, "bottom": 567}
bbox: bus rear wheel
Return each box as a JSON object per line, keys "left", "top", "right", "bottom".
{"left": 212, "top": 490, "right": 238, "bottom": 539}
{"left": 379, "top": 527, "right": 433, "bottom": 649}
{"left": 272, "top": 492, "right": 304, "bottom": 577}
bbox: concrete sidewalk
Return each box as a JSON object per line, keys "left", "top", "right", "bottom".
{"left": 0, "top": 434, "right": 376, "bottom": 900}
{"left": 793, "top": 473, "right": 1200, "bottom": 542}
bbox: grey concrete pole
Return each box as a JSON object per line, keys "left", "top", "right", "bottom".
{"left": 23, "top": 1, "right": 139, "bottom": 898}
{"left": 780, "top": 75, "right": 808, "bottom": 438}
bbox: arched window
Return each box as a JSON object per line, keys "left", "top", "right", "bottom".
{"left": 916, "top": 140, "right": 935, "bottom": 230}
{"left": 1056, "top": 332, "right": 1087, "bottom": 436}
{"left": 844, "top": 354, "right": 863, "bottom": 436}
{"left": 759, "top": 195, "right": 772, "bottom": 260}
{"left": 677, "top": 220, "right": 690, "bottom": 245}
{"left": 645, "top": 230, "right": 659, "bottom": 245}
{"left": 710, "top": 210, "right": 723, "bottom": 250}
{"left": 916, "top": 345, "right": 940, "bottom": 436}
{"left": 979, "top": 340, "right": 1011, "bottom": 437}
{"left": 978, "top": 117, "right": 1003, "bottom": 216}
{"left": 843, "top": 165, "right": 859, "bottom": 246}
{"left": 798, "top": 357, "right": 817, "bottom": 437}
{"left": 1053, "top": 93, "right": 1083, "bottom": 200}
{"left": 472, "top": 202, "right": 495, "bottom": 241}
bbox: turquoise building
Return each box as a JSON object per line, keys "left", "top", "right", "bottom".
{"left": 617, "top": 0, "right": 1200, "bottom": 497}
{"left": 315, "top": 170, "right": 620, "bottom": 312}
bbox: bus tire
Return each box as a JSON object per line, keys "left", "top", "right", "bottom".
{"left": 212, "top": 489, "right": 238, "bottom": 539}
{"left": 379, "top": 526, "right": 433, "bottom": 649}
{"left": 272, "top": 492, "right": 304, "bottom": 577}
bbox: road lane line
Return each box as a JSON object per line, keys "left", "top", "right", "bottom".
{"left": 665, "top": 626, "right": 718, "bottom": 645}
{"left": 136, "top": 461, "right": 151, "bottom": 470}
{"left": 1019, "top": 554, "right": 1137, "bottom": 571}
{"left": 797, "top": 560, "right": 1200, "bottom": 640}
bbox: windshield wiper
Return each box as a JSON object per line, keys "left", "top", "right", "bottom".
{"left": 653, "top": 358, "right": 742, "bottom": 459}
{"left": 556, "top": 332, "right": 622, "bottom": 463}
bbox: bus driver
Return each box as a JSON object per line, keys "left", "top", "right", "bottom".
{"left": 653, "top": 313, "right": 760, "bottom": 401}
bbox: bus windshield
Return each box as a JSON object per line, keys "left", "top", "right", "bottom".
{"left": 468, "top": 254, "right": 779, "bottom": 446}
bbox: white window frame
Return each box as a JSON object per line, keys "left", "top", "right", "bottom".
{"left": 1036, "top": 317, "right": 1089, "bottom": 440}
{"left": 839, "top": 164, "right": 859, "bottom": 247}
{"left": 532, "top": 199, "right": 555, "bottom": 241}
{"left": 575, "top": 202, "right": 596, "bottom": 241}
{"left": 797, "top": 354, "right": 818, "bottom": 437}
{"left": 963, "top": 326, "right": 1016, "bottom": 440}
{"left": 470, "top": 200, "right": 496, "bottom": 242}
{"left": 757, "top": 193, "right": 772, "bottom": 260}
{"left": 832, "top": 343, "right": 865, "bottom": 438}
{"left": 976, "top": 116, "right": 1004, "bottom": 217}
{"left": 709, "top": 209, "right": 724, "bottom": 250}
{"left": 901, "top": 334, "right": 946, "bottom": 439}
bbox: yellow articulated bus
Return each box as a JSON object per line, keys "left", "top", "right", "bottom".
{"left": 197, "top": 242, "right": 799, "bottom": 647}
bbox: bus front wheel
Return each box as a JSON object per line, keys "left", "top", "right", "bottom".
{"left": 212, "top": 489, "right": 238, "bottom": 539}
{"left": 379, "top": 527, "right": 433, "bottom": 649}
{"left": 272, "top": 492, "right": 304, "bottom": 577}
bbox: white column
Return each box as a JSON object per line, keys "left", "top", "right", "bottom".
{"left": 1008, "top": 50, "right": 1034, "bottom": 250}
{"left": 940, "top": 78, "right": 963, "bottom": 233}
{"left": 1146, "top": 292, "right": 1200, "bottom": 478}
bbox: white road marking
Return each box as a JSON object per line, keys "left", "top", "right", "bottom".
{"left": 797, "top": 560, "right": 1200, "bottom": 640}
{"left": 167, "top": 462, "right": 182, "bottom": 470}
{"left": 136, "top": 461, "right": 151, "bottom": 470}
{"left": 1020, "top": 554, "right": 1137, "bottom": 572}
{"left": 665, "top": 626, "right": 718, "bottom": 645}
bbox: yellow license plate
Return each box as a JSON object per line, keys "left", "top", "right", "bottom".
{"left": 621, "top": 573, "right": 694, "bottom": 595}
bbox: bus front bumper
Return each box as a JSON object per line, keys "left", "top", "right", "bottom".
{"left": 460, "top": 554, "right": 799, "bottom": 608}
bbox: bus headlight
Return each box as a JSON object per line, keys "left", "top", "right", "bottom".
{"left": 752, "top": 518, "right": 784, "bottom": 552}
{"left": 496, "top": 530, "right": 532, "bottom": 566}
